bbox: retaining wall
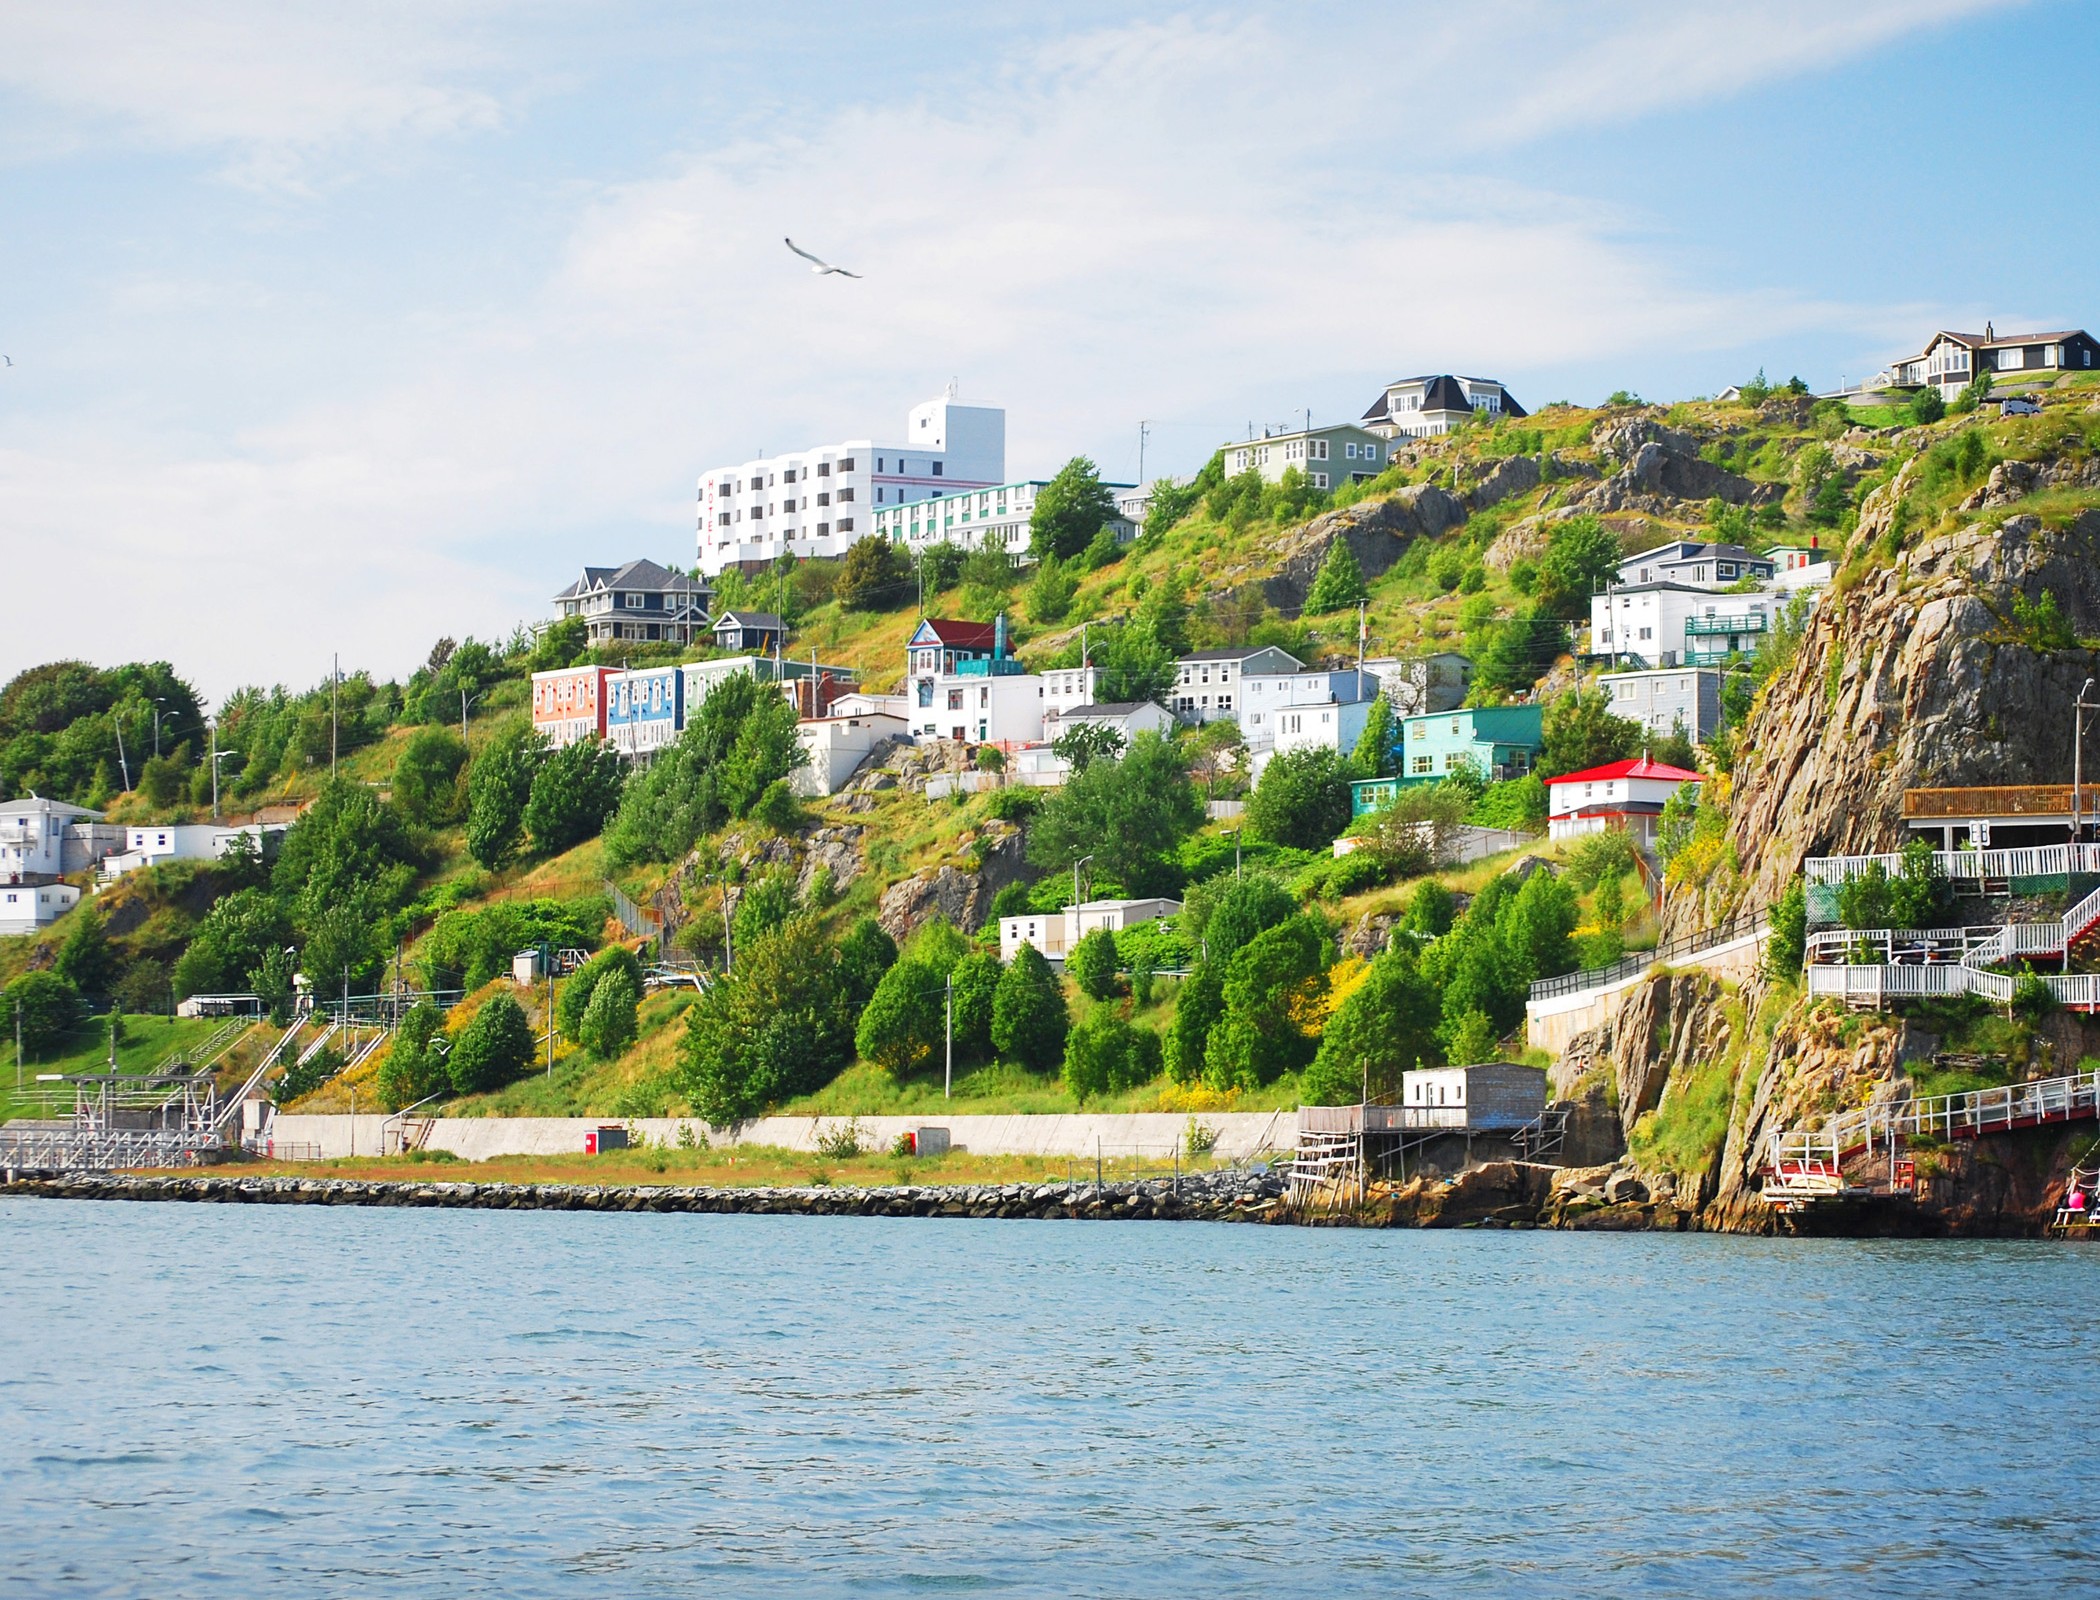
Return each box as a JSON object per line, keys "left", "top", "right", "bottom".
{"left": 1525, "top": 929, "right": 1767, "bottom": 1054}
{"left": 266, "top": 1109, "right": 1298, "bottom": 1164}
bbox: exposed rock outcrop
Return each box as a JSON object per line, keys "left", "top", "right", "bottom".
{"left": 1258, "top": 486, "right": 1468, "bottom": 610}
{"left": 875, "top": 819, "right": 1028, "bottom": 939}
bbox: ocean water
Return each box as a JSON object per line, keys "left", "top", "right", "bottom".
{"left": 2, "top": 1200, "right": 2096, "bottom": 1598}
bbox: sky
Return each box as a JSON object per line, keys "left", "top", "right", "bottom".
{"left": 3, "top": 0, "right": 2096, "bottom": 704}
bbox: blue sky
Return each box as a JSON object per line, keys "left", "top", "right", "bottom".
{"left": 2, "top": 0, "right": 2093, "bottom": 700}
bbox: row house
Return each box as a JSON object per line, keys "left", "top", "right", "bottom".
{"left": 872, "top": 476, "right": 1136, "bottom": 561}
{"left": 606, "top": 665, "right": 684, "bottom": 758}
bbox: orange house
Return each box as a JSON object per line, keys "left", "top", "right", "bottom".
{"left": 531, "top": 666, "right": 616, "bottom": 747}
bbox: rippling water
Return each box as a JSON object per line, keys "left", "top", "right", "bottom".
{"left": 3, "top": 1199, "right": 2097, "bottom": 1597}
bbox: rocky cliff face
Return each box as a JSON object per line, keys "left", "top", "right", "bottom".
{"left": 1685, "top": 476, "right": 2100, "bottom": 931}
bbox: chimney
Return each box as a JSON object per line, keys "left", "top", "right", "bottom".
{"left": 994, "top": 611, "right": 1007, "bottom": 661}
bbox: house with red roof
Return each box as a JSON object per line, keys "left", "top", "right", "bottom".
{"left": 1545, "top": 756, "right": 1701, "bottom": 845}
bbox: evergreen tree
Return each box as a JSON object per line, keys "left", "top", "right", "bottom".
{"left": 577, "top": 966, "right": 640, "bottom": 1060}
{"left": 1061, "top": 1011, "right": 1162, "bottom": 1102}
{"left": 392, "top": 727, "right": 468, "bottom": 825}
{"left": 676, "top": 914, "right": 848, "bottom": 1125}
{"left": 838, "top": 534, "right": 907, "bottom": 610}
{"left": 1538, "top": 687, "right": 1644, "bottom": 779}
{"left": 1201, "top": 916, "right": 1325, "bottom": 1091}
{"left": 375, "top": 999, "right": 449, "bottom": 1111}
{"left": 948, "top": 950, "right": 1002, "bottom": 1061}
{"left": 53, "top": 905, "right": 115, "bottom": 995}
{"left": 854, "top": 957, "right": 946, "bottom": 1075}
{"left": 1163, "top": 960, "right": 1223, "bottom": 1084}
{"left": 1305, "top": 540, "right": 1368, "bottom": 613}
{"left": 1029, "top": 457, "right": 1119, "bottom": 563}
{"left": 1351, "top": 693, "right": 1396, "bottom": 779}
{"left": 556, "top": 946, "right": 642, "bottom": 1039}
{"left": 0, "top": 971, "right": 80, "bottom": 1059}
{"left": 990, "top": 943, "right": 1068, "bottom": 1071}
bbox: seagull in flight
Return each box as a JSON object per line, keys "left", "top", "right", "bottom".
{"left": 784, "top": 238, "right": 861, "bottom": 278}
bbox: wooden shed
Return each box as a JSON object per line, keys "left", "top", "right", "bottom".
{"left": 1400, "top": 1064, "right": 1548, "bottom": 1132}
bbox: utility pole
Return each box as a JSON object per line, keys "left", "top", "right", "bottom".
{"left": 1356, "top": 599, "right": 1367, "bottom": 672}
{"left": 1073, "top": 853, "right": 1092, "bottom": 913}
{"left": 1138, "top": 421, "right": 1150, "bottom": 485}
{"left": 545, "top": 943, "right": 555, "bottom": 1078}
{"left": 152, "top": 698, "right": 165, "bottom": 758}
{"left": 113, "top": 718, "right": 130, "bottom": 793}
{"left": 722, "top": 883, "right": 735, "bottom": 974}
{"left": 330, "top": 652, "right": 339, "bottom": 777}
{"left": 944, "top": 974, "right": 953, "bottom": 1101}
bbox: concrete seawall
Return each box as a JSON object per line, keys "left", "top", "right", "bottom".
{"left": 268, "top": 1110, "right": 1298, "bottom": 1164}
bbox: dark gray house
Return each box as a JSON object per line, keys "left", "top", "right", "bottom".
{"left": 552, "top": 559, "right": 711, "bottom": 647}
{"left": 712, "top": 610, "right": 785, "bottom": 654}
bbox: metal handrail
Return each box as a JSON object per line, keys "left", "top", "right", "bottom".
{"left": 1804, "top": 842, "right": 2100, "bottom": 886}
{"left": 1766, "top": 1066, "right": 2100, "bottom": 1174}
{"left": 1528, "top": 907, "right": 1768, "bottom": 1001}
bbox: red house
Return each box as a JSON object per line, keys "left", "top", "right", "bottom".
{"left": 1546, "top": 757, "right": 1700, "bottom": 845}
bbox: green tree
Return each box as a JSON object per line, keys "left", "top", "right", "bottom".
{"left": 392, "top": 727, "right": 468, "bottom": 825}
{"left": 1027, "top": 731, "right": 1202, "bottom": 897}
{"left": 172, "top": 888, "right": 293, "bottom": 999}
{"left": 1061, "top": 1010, "right": 1161, "bottom": 1102}
{"left": 1030, "top": 456, "right": 1119, "bottom": 564}
{"left": 835, "top": 916, "right": 898, "bottom": 1020}
{"left": 948, "top": 950, "right": 1002, "bottom": 1061}
{"left": 838, "top": 534, "right": 907, "bottom": 610}
{"left": 1584, "top": 870, "right": 1628, "bottom": 967}
{"left": 1067, "top": 927, "right": 1121, "bottom": 1001}
{"left": 139, "top": 745, "right": 190, "bottom": 809}
{"left": 990, "top": 943, "right": 1068, "bottom": 1071}
{"left": 248, "top": 944, "right": 298, "bottom": 1027}
{"left": 1092, "top": 620, "right": 1178, "bottom": 704}
{"left": 1301, "top": 944, "right": 1444, "bottom": 1104}
{"left": 1910, "top": 386, "right": 1946, "bottom": 425}
{"left": 52, "top": 905, "right": 116, "bottom": 994}
{"left": 447, "top": 991, "right": 535, "bottom": 1094}
{"left": 1247, "top": 746, "right": 1352, "bottom": 849}
{"left": 375, "top": 999, "right": 449, "bottom": 1111}
{"left": 1305, "top": 539, "right": 1369, "bottom": 614}
{"left": 465, "top": 724, "right": 544, "bottom": 871}
{"left": 1201, "top": 915, "right": 1325, "bottom": 1090}
{"left": 577, "top": 965, "right": 640, "bottom": 1060}
{"left": 1836, "top": 863, "right": 1893, "bottom": 930}
{"left": 718, "top": 687, "right": 806, "bottom": 819}
{"left": 1163, "top": 960, "right": 1224, "bottom": 1083}
{"left": 1051, "top": 721, "right": 1124, "bottom": 774}
{"left": 1027, "top": 559, "right": 1078, "bottom": 624}
{"left": 1500, "top": 866, "right": 1581, "bottom": 986}
{"left": 1474, "top": 603, "right": 1569, "bottom": 696}
{"left": 1768, "top": 874, "right": 1808, "bottom": 975}
{"left": 524, "top": 737, "right": 627, "bottom": 856}
{"left": 676, "top": 914, "right": 849, "bottom": 1125}
{"left": 1403, "top": 879, "right": 1457, "bottom": 938}
{"left": 1538, "top": 687, "right": 1643, "bottom": 779}
{"left": 0, "top": 971, "right": 81, "bottom": 1059}
{"left": 855, "top": 957, "right": 947, "bottom": 1075}
{"left": 273, "top": 776, "right": 419, "bottom": 922}
{"left": 302, "top": 901, "right": 387, "bottom": 997}
{"left": 1531, "top": 517, "right": 1621, "bottom": 618}
{"left": 1445, "top": 1008, "right": 1499, "bottom": 1066}
{"left": 1183, "top": 871, "right": 1295, "bottom": 961}
{"left": 556, "top": 946, "right": 641, "bottom": 1040}
{"left": 1351, "top": 693, "right": 1396, "bottom": 779}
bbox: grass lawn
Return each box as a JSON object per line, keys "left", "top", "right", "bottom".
{"left": 0, "top": 1014, "right": 245, "bottom": 1123}
{"left": 225, "top": 1140, "right": 1236, "bottom": 1190}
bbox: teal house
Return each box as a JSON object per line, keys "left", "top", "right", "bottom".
{"left": 1350, "top": 776, "right": 1404, "bottom": 818}
{"left": 1399, "top": 705, "right": 1545, "bottom": 783}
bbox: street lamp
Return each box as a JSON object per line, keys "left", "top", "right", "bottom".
{"left": 1072, "top": 853, "right": 1094, "bottom": 917}
{"left": 461, "top": 689, "right": 484, "bottom": 744}
{"left": 2075, "top": 678, "right": 2100, "bottom": 852}
{"left": 209, "top": 720, "right": 239, "bottom": 822}
{"left": 151, "top": 697, "right": 167, "bottom": 758}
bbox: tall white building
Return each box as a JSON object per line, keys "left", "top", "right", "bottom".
{"left": 696, "top": 393, "right": 1005, "bottom": 576}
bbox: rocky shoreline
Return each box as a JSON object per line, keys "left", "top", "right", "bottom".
{"left": 0, "top": 1168, "right": 1293, "bottom": 1223}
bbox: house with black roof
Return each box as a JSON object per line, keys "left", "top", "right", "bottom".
{"left": 1361, "top": 374, "right": 1525, "bottom": 440}
{"left": 551, "top": 559, "right": 711, "bottom": 647}
{"left": 712, "top": 610, "right": 785, "bottom": 654}
{"left": 1875, "top": 323, "right": 2099, "bottom": 397}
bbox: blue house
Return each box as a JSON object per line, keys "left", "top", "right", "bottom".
{"left": 1399, "top": 705, "right": 1544, "bottom": 783}
{"left": 606, "top": 664, "right": 684, "bottom": 758}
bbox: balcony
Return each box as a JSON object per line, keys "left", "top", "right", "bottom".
{"left": 1683, "top": 613, "right": 1768, "bottom": 637}
{"left": 951, "top": 658, "right": 1028, "bottom": 678}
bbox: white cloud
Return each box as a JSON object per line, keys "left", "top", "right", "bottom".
{"left": 0, "top": 3, "right": 2020, "bottom": 699}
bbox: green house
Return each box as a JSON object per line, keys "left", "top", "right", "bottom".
{"left": 1399, "top": 705, "right": 1544, "bottom": 784}
{"left": 1351, "top": 777, "right": 1403, "bottom": 818}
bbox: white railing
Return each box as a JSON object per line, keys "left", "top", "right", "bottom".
{"left": 1766, "top": 1066, "right": 2100, "bottom": 1175}
{"left": 1803, "top": 963, "right": 2100, "bottom": 1008}
{"left": 1804, "top": 843, "right": 2100, "bottom": 886}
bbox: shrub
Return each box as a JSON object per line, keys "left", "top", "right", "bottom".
{"left": 465, "top": 724, "right": 544, "bottom": 871}
{"left": 855, "top": 956, "right": 947, "bottom": 1075}
{"left": 375, "top": 1000, "right": 450, "bottom": 1111}
{"left": 1305, "top": 540, "right": 1368, "bottom": 614}
{"left": 1768, "top": 874, "right": 1807, "bottom": 976}
{"left": 0, "top": 971, "right": 81, "bottom": 1059}
{"left": 393, "top": 727, "right": 468, "bottom": 825}
{"left": 524, "top": 737, "right": 627, "bottom": 855}
{"left": 447, "top": 992, "right": 535, "bottom": 1094}
{"left": 1061, "top": 1011, "right": 1162, "bottom": 1102}
{"left": 1246, "top": 746, "right": 1352, "bottom": 850}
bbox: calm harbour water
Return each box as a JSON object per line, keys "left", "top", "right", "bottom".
{"left": 3, "top": 1200, "right": 2097, "bottom": 1598}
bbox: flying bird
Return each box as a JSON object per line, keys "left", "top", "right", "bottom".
{"left": 784, "top": 238, "right": 861, "bottom": 278}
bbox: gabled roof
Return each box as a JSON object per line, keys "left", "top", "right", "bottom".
{"left": 714, "top": 610, "right": 783, "bottom": 631}
{"left": 1058, "top": 702, "right": 1160, "bottom": 719}
{"left": 1933, "top": 328, "right": 2090, "bottom": 351}
{"left": 1180, "top": 646, "right": 1304, "bottom": 666}
{"left": 910, "top": 618, "right": 999, "bottom": 651}
{"left": 1544, "top": 757, "right": 1702, "bottom": 787}
{"left": 2, "top": 796, "right": 103, "bottom": 820}
{"left": 553, "top": 557, "right": 710, "bottom": 603}
{"left": 1625, "top": 541, "right": 1767, "bottom": 568}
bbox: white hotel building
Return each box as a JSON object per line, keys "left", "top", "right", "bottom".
{"left": 696, "top": 393, "right": 1005, "bottom": 577}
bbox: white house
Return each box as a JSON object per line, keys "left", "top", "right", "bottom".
{"left": 1399, "top": 1063, "right": 1548, "bottom": 1131}
{"left": 1, "top": 797, "right": 106, "bottom": 885}
{"left": 830, "top": 690, "right": 911, "bottom": 721}
{"left": 1040, "top": 701, "right": 1176, "bottom": 745}
{"left": 697, "top": 392, "right": 1005, "bottom": 576}
{"left": 998, "top": 897, "right": 1182, "bottom": 964}
{"left": 1590, "top": 583, "right": 1778, "bottom": 668}
{"left": 1222, "top": 423, "right": 1389, "bottom": 491}
{"left": 0, "top": 881, "right": 80, "bottom": 937}
{"left": 1613, "top": 540, "right": 1774, "bottom": 590}
{"left": 1169, "top": 646, "right": 1303, "bottom": 725}
{"left": 911, "top": 671, "right": 1045, "bottom": 749}
{"left": 1545, "top": 757, "right": 1702, "bottom": 844}
{"left": 871, "top": 475, "right": 1135, "bottom": 560}
{"left": 98, "top": 822, "right": 286, "bottom": 882}
{"left": 1240, "top": 668, "right": 1379, "bottom": 767}
{"left": 1360, "top": 375, "right": 1525, "bottom": 441}
{"left": 1600, "top": 668, "right": 1723, "bottom": 746}
{"left": 793, "top": 712, "right": 911, "bottom": 797}
{"left": 1361, "top": 652, "right": 1472, "bottom": 718}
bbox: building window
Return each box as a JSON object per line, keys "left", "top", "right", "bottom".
{"left": 817, "top": 462, "right": 831, "bottom": 476}
{"left": 931, "top": 462, "right": 943, "bottom": 476}
{"left": 839, "top": 457, "right": 857, "bottom": 472}
{"left": 1412, "top": 755, "right": 1432, "bottom": 774}
{"left": 838, "top": 517, "right": 854, "bottom": 532}
{"left": 1313, "top": 472, "right": 1328, "bottom": 489}
{"left": 624, "top": 593, "right": 644, "bottom": 609}
{"left": 817, "top": 492, "right": 830, "bottom": 506}
{"left": 837, "top": 488, "right": 854, "bottom": 503}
